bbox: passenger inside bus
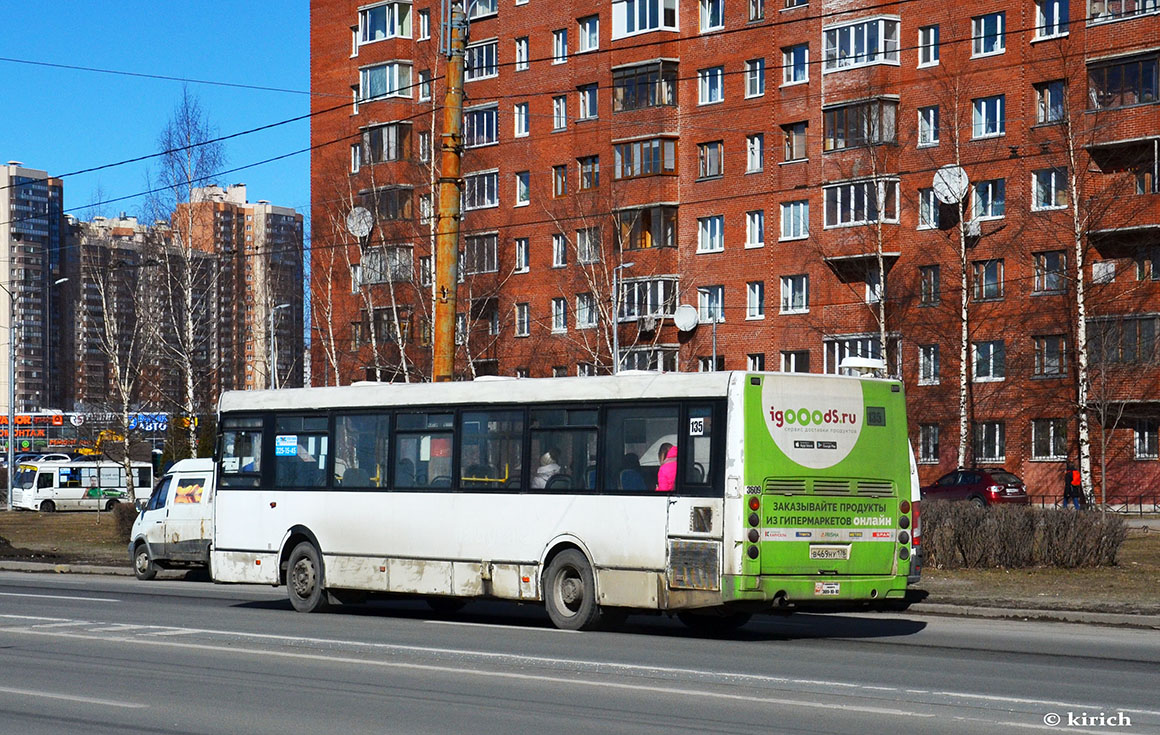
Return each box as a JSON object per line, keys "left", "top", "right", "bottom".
{"left": 656, "top": 443, "right": 677, "bottom": 492}
{"left": 532, "top": 449, "right": 561, "bottom": 489}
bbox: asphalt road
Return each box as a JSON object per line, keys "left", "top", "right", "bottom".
{"left": 0, "top": 572, "right": 1157, "bottom": 735}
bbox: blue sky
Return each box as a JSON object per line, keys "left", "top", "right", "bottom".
{"left": 1, "top": 2, "right": 310, "bottom": 223}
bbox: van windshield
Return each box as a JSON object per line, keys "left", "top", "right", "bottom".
{"left": 13, "top": 467, "right": 37, "bottom": 489}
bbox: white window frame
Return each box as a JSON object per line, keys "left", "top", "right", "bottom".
{"left": 552, "top": 233, "right": 567, "bottom": 267}
{"left": 971, "top": 12, "right": 1005, "bottom": 57}
{"left": 700, "top": 0, "right": 724, "bottom": 32}
{"left": 697, "top": 215, "right": 724, "bottom": 253}
{"left": 552, "top": 96, "right": 568, "bottom": 130}
{"left": 746, "top": 281, "right": 765, "bottom": 320}
{"left": 972, "top": 95, "right": 1006, "bottom": 139}
{"left": 918, "top": 105, "right": 939, "bottom": 146}
{"left": 1031, "top": 418, "right": 1068, "bottom": 460}
{"left": 515, "top": 171, "right": 530, "bottom": 206}
{"left": 974, "top": 421, "right": 1006, "bottom": 463}
{"left": 972, "top": 179, "right": 1006, "bottom": 220}
{"left": 1037, "top": 80, "right": 1066, "bottom": 124}
{"left": 919, "top": 344, "right": 939, "bottom": 385}
{"left": 780, "top": 274, "right": 809, "bottom": 314}
{"left": 578, "top": 84, "right": 598, "bottom": 120}
{"left": 552, "top": 29, "right": 568, "bottom": 64}
{"left": 973, "top": 340, "right": 1006, "bottom": 382}
{"left": 577, "top": 227, "right": 601, "bottom": 263}
{"left": 1135, "top": 419, "right": 1159, "bottom": 460}
{"left": 747, "top": 353, "right": 766, "bottom": 371}
{"left": 514, "top": 238, "right": 529, "bottom": 273}
{"left": 350, "top": 143, "right": 361, "bottom": 174}
{"left": 698, "top": 67, "right": 724, "bottom": 105}
{"left": 1033, "top": 168, "right": 1069, "bottom": 211}
{"left": 746, "top": 210, "right": 765, "bottom": 248}
{"left": 823, "top": 179, "right": 899, "bottom": 228}
{"left": 745, "top": 58, "right": 766, "bottom": 98}
{"left": 418, "top": 69, "right": 432, "bottom": 101}
{"left": 698, "top": 285, "right": 725, "bottom": 323}
{"left": 1036, "top": 0, "right": 1069, "bottom": 38}
{"left": 468, "top": 0, "right": 497, "bottom": 18}
{"left": 1093, "top": 260, "right": 1116, "bottom": 284}
{"left": 746, "top": 134, "right": 764, "bottom": 173}
{"left": 918, "top": 187, "right": 940, "bottom": 230}
{"left": 463, "top": 170, "right": 500, "bottom": 210}
{"left": 515, "top": 37, "right": 529, "bottom": 71}
{"left": 515, "top": 303, "right": 530, "bottom": 336}
{"left": 465, "top": 40, "right": 498, "bottom": 81}
{"left": 578, "top": 15, "right": 600, "bottom": 52}
{"left": 463, "top": 105, "right": 499, "bottom": 148}
{"left": 359, "top": 62, "right": 413, "bottom": 101}
{"left": 359, "top": 2, "right": 413, "bottom": 45}
{"left": 551, "top": 298, "right": 567, "bottom": 332}
{"left": 782, "top": 44, "right": 809, "bottom": 85}
{"left": 822, "top": 17, "right": 900, "bottom": 73}
{"left": 576, "top": 293, "right": 597, "bottom": 329}
{"left": 919, "top": 424, "right": 939, "bottom": 463}
{"left": 418, "top": 9, "right": 430, "bottom": 40}
{"left": 780, "top": 200, "right": 809, "bottom": 240}
{"left": 611, "top": 0, "right": 679, "bottom": 39}
{"left": 918, "top": 24, "right": 939, "bottom": 67}
{"left": 463, "top": 234, "right": 499, "bottom": 275}
{"left": 514, "top": 102, "right": 529, "bottom": 137}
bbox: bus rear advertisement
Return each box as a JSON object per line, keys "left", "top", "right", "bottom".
{"left": 210, "top": 371, "right": 916, "bottom": 631}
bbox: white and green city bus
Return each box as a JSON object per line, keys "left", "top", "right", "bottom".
{"left": 211, "top": 371, "right": 917, "bottom": 630}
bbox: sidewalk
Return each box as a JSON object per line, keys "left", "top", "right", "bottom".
{"left": 3, "top": 559, "right": 1158, "bottom": 629}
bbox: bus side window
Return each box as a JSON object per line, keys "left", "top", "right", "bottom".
{"left": 459, "top": 410, "right": 523, "bottom": 491}
{"left": 603, "top": 405, "right": 679, "bottom": 493}
{"left": 335, "top": 414, "right": 389, "bottom": 488}
{"left": 395, "top": 413, "right": 453, "bottom": 489}
{"left": 529, "top": 409, "right": 597, "bottom": 492}
{"left": 684, "top": 405, "right": 714, "bottom": 487}
{"left": 37, "top": 473, "right": 54, "bottom": 490}
{"left": 273, "top": 416, "right": 330, "bottom": 490}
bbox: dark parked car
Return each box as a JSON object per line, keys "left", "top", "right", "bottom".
{"left": 921, "top": 468, "right": 1029, "bottom": 506}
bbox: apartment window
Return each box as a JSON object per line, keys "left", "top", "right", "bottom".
{"left": 419, "top": 193, "right": 431, "bottom": 222}
{"left": 822, "top": 99, "right": 897, "bottom": 150}
{"left": 620, "top": 277, "right": 678, "bottom": 318}
{"left": 971, "top": 12, "right": 1005, "bottom": 56}
{"left": 780, "top": 275, "right": 809, "bottom": 313}
{"left": 700, "top": 0, "right": 724, "bottom": 31}
{"left": 822, "top": 18, "right": 900, "bottom": 72}
{"left": 359, "top": 2, "right": 412, "bottom": 43}
{"left": 359, "top": 62, "right": 412, "bottom": 100}
{"left": 515, "top": 303, "right": 530, "bottom": 336}
{"left": 747, "top": 353, "right": 766, "bottom": 371}
{"left": 749, "top": 0, "right": 765, "bottom": 21}
{"left": 1093, "top": 260, "right": 1116, "bottom": 283}
{"left": 577, "top": 228, "right": 601, "bottom": 263}
{"left": 865, "top": 267, "right": 884, "bottom": 304}
{"left": 463, "top": 170, "right": 499, "bottom": 209}
{"left": 514, "top": 103, "right": 529, "bottom": 137}
{"left": 361, "top": 245, "right": 414, "bottom": 283}
{"left": 553, "top": 165, "right": 568, "bottom": 197}
{"left": 417, "top": 132, "right": 430, "bottom": 163}
{"left": 468, "top": 0, "right": 496, "bottom": 17}
{"left": 919, "top": 424, "right": 939, "bottom": 463}
{"left": 698, "top": 141, "right": 724, "bottom": 178}
{"left": 613, "top": 137, "right": 677, "bottom": 179}
{"left": 515, "top": 37, "right": 529, "bottom": 71}
{"left": 918, "top": 105, "right": 939, "bottom": 146}
{"left": 350, "top": 143, "right": 361, "bottom": 173}
{"left": 698, "top": 285, "right": 725, "bottom": 322}
{"left": 699, "top": 356, "right": 726, "bottom": 372}
{"left": 918, "top": 188, "right": 940, "bottom": 229}
{"left": 974, "top": 422, "right": 1006, "bottom": 462}
{"left": 746, "top": 210, "right": 765, "bottom": 247}
{"left": 973, "top": 340, "right": 1006, "bottom": 381}
{"left": 745, "top": 59, "right": 766, "bottom": 97}
{"left": 552, "top": 366, "right": 568, "bottom": 377}
{"left": 1036, "top": 0, "right": 1069, "bottom": 38}
{"left": 552, "top": 96, "right": 567, "bottom": 129}
{"left": 463, "top": 234, "right": 498, "bottom": 275}
{"left": 612, "top": 61, "right": 678, "bottom": 111}
{"left": 1036, "top": 80, "right": 1066, "bottom": 123}
{"left": 697, "top": 215, "right": 724, "bottom": 252}
{"left": 781, "top": 350, "right": 810, "bottom": 373}
{"left": 1034, "top": 334, "right": 1068, "bottom": 377}
{"left": 515, "top": 238, "right": 529, "bottom": 273}
{"left": 823, "top": 179, "right": 899, "bottom": 227}
{"left": 920, "top": 265, "right": 940, "bottom": 305}
{"left": 918, "top": 344, "right": 939, "bottom": 385}
{"left": 552, "top": 298, "right": 567, "bottom": 332}
{"left": 611, "top": 0, "right": 678, "bottom": 38}
{"left": 418, "top": 9, "right": 430, "bottom": 39}
{"left": 698, "top": 67, "right": 724, "bottom": 104}
{"left": 578, "top": 15, "right": 599, "bottom": 52}
{"left": 973, "top": 179, "right": 1006, "bottom": 219}
{"left": 783, "top": 121, "right": 808, "bottom": 161}
{"left": 746, "top": 281, "right": 765, "bottom": 319}
{"left": 1031, "top": 419, "right": 1067, "bottom": 460}
{"left": 418, "top": 69, "right": 432, "bottom": 101}
{"left": 618, "top": 206, "right": 678, "bottom": 250}
{"left": 576, "top": 293, "right": 597, "bottom": 328}
{"left": 552, "top": 234, "right": 567, "bottom": 267}
{"left": 825, "top": 337, "right": 883, "bottom": 374}
{"left": 746, "top": 134, "right": 764, "bottom": 172}
{"left": 515, "top": 171, "right": 530, "bottom": 206}
{"left": 464, "top": 106, "right": 499, "bottom": 148}
{"left": 578, "top": 84, "right": 598, "bottom": 120}
{"left": 1091, "top": 0, "right": 1160, "bottom": 23}
{"left": 1034, "top": 251, "right": 1067, "bottom": 294}
{"left": 973, "top": 259, "right": 1004, "bottom": 300}
{"left": 574, "top": 156, "right": 599, "bottom": 191}
{"left": 1088, "top": 55, "right": 1159, "bottom": 110}
{"left": 972, "top": 95, "right": 1006, "bottom": 138}
{"left": 552, "top": 29, "right": 568, "bottom": 63}
{"left": 780, "top": 200, "right": 809, "bottom": 240}
{"left": 363, "top": 187, "right": 413, "bottom": 220}
{"left": 465, "top": 40, "right": 498, "bottom": 80}
{"left": 1033, "top": 168, "right": 1068, "bottom": 210}
{"left": 782, "top": 44, "right": 809, "bottom": 84}
{"left": 1090, "top": 315, "right": 1160, "bottom": 364}
{"left": 1135, "top": 419, "right": 1159, "bottom": 459}
{"left": 918, "top": 25, "right": 939, "bottom": 67}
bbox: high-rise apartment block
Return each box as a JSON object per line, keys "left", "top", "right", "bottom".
{"left": 309, "top": 0, "right": 1160, "bottom": 499}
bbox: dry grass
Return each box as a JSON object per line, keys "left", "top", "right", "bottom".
{"left": 0, "top": 510, "right": 129, "bottom": 565}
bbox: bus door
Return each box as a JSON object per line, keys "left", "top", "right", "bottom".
{"left": 663, "top": 404, "right": 724, "bottom": 592}
{"left": 36, "top": 471, "right": 55, "bottom": 507}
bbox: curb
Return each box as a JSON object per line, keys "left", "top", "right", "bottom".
{"left": 0, "top": 560, "right": 185, "bottom": 579}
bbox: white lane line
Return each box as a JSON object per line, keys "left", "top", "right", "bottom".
{"left": 140, "top": 629, "right": 196, "bottom": 637}
{"left": 0, "top": 685, "right": 146, "bottom": 709}
{"left": 32, "top": 622, "right": 92, "bottom": 630}
{"left": 0, "top": 592, "right": 119, "bottom": 603}
{"left": 425, "top": 619, "right": 577, "bottom": 633}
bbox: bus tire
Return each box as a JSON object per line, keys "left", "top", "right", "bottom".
{"left": 543, "top": 549, "right": 603, "bottom": 631}
{"left": 133, "top": 544, "right": 157, "bottom": 581}
{"left": 287, "top": 542, "right": 331, "bottom": 613}
{"left": 105, "top": 499, "right": 118, "bottom": 512}
{"left": 677, "top": 610, "right": 752, "bottom": 633}
{"left": 39, "top": 500, "right": 55, "bottom": 513}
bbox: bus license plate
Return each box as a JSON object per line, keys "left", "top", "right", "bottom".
{"left": 814, "top": 582, "right": 841, "bottom": 596}
{"left": 809, "top": 545, "right": 850, "bottom": 561}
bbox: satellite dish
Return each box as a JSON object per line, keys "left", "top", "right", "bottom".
{"left": 933, "top": 165, "right": 970, "bottom": 204}
{"left": 673, "top": 304, "right": 699, "bottom": 332}
{"left": 345, "top": 207, "right": 374, "bottom": 239}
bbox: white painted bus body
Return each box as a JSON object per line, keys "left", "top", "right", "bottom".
{"left": 10, "top": 460, "right": 154, "bottom": 512}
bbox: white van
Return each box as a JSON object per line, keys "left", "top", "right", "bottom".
{"left": 129, "top": 458, "right": 215, "bottom": 580}
{"left": 10, "top": 460, "right": 153, "bottom": 512}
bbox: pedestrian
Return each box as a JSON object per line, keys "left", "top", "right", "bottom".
{"left": 1063, "top": 464, "right": 1083, "bottom": 510}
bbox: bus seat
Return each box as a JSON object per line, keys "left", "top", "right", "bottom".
{"left": 545, "top": 474, "right": 572, "bottom": 490}
{"left": 619, "top": 469, "right": 646, "bottom": 491}
{"left": 429, "top": 475, "right": 452, "bottom": 488}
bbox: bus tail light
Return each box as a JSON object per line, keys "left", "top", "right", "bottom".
{"left": 746, "top": 545, "right": 759, "bottom": 560}
{"left": 911, "top": 501, "right": 921, "bottom": 547}
{"left": 899, "top": 500, "right": 910, "bottom": 515}
{"left": 748, "top": 496, "right": 760, "bottom": 511}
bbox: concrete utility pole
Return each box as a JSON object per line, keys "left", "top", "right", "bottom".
{"left": 432, "top": 1, "right": 468, "bottom": 383}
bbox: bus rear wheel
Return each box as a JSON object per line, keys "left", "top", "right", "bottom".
{"left": 287, "top": 542, "right": 331, "bottom": 613}
{"left": 39, "top": 500, "right": 55, "bottom": 513}
{"left": 104, "top": 499, "right": 118, "bottom": 512}
{"left": 544, "top": 549, "right": 604, "bottom": 631}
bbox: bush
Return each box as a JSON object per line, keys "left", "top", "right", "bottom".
{"left": 922, "top": 500, "right": 1127, "bottom": 569}
{"left": 112, "top": 503, "right": 139, "bottom": 542}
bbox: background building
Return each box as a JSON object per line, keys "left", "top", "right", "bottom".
{"left": 311, "top": 0, "right": 1156, "bottom": 501}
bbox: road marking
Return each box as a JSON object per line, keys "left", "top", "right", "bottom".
{"left": 0, "top": 686, "right": 146, "bottom": 709}
{"left": 425, "top": 619, "right": 577, "bottom": 633}
{"left": 0, "top": 592, "right": 119, "bottom": 603}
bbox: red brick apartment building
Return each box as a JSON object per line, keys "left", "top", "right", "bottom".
{"left": 309, "top": 0, "right": 1160, "bottom": 502}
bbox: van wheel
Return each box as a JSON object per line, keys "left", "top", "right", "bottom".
{"left": 287, "top": 542, "right": 331, "bottom": 613}
{"left": 39, "top": 500, "right": 56, "bottom": 513}
{"left": 543, "top": 549, "right": 604, "bottom": 631}
{"left": 134, "top": 544, "right": 157, "bottom": 581}
{"left": 104, "top": 500, "right": 118, "bottom": 512}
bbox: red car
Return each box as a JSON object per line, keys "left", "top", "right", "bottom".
{"left": 921, "top": 468, "right": 1029, "bottom": 506}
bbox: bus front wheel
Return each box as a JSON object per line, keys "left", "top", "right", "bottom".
{"left": 287, "top": 542, "right": 331, "bottom": 613}
{"left": 39, "top": 500, "right": 55, "bottom": 513}
{"left": 544, "top": 549, "right": 603, "bottom": 631}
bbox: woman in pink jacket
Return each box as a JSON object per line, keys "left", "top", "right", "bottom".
{"left": 656, "top": 443, "right": 677, "bottom": 492}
